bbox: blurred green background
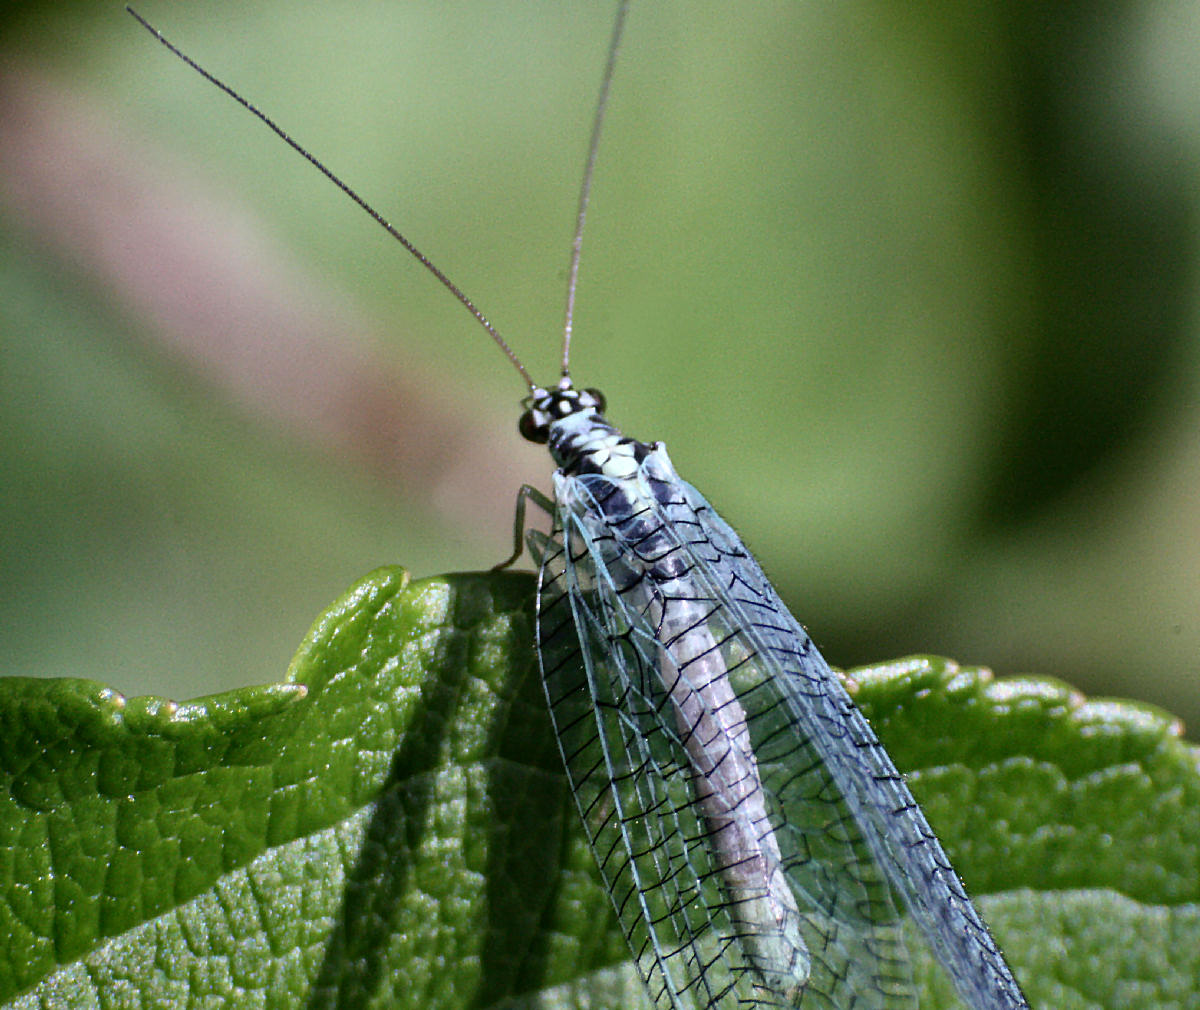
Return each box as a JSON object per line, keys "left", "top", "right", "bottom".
{"left": 2, "top": 2, "right": 1198, "bottom": 730}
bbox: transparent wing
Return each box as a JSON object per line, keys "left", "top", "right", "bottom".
{"left": 533, "top": 448, "right": 1026, "bottom": 1010}
{"left": 536, "top": 472, "right": 911, "bottom": 1009}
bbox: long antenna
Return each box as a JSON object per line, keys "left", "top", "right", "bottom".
{"left": 126, "top": 6, "right": 535, "bottom": 390}
{"left": 560, "top": 0, "right": 630, "bottom": 383}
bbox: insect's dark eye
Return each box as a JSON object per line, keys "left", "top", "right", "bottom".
{"left": 518, "top": 409, "right": 548, "bottom": 444}
{"left": 584, "top": 388, "right": 606, "bottom": 413}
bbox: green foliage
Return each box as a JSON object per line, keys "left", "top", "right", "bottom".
{"left": 5, "top": 2, "right": 1200, "bottom": 732}
{"left": 1, "top": 569, "right": 1197, "bottom": 1008}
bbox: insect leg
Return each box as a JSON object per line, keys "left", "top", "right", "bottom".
{"left": 493, "top": 484, "right": 556, "bottom": 570}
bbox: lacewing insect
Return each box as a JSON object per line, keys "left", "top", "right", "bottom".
{"left": 130, "top": 4, "right": 1030, "bottom": 1008}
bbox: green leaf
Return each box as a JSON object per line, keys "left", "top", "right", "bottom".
{"left": 848, "top": 658, "right": 1200, "bottom": 1009}
{"left": 2, "top": 569, "right": 1197, "bottom": 1009}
